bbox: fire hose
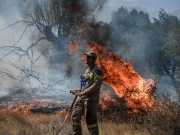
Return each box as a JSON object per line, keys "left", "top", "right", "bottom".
{"left": 55, "top": 77, "right": 86, "bottom": 135}
{"left": 55, "top": 92, "right": 77, "bottom": 135}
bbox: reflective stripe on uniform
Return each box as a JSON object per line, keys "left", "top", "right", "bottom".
{"left": 95, "top": 75, "right": 103, "bottom": 80}
{"left": 88, "top": 72, "right": 93, "bottom": 78}
{"left": 72, "top": 122, "right": 81, "bottom": 126}
{"left": 87, "top": 123, "right": 98, "bottom": 128}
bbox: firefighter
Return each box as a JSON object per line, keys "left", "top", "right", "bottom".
{"left": 71, "top": 51, "right": 104, "bottom": 135}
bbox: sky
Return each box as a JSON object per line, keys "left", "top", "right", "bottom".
{"left": 96, "top": 0, "right": 180, "bottom": 22}
{"left": 0, "top": 0, "right": 180, "bottom": 27}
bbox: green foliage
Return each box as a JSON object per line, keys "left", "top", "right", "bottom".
{"left": 111, "top": 7, "right": 150, "bottom": 29}
{"left": 153, "top": 9, "right": 180, "bottom": 61}
{"left": 164, "top": 17, "right": 180, "bottom": 60}
{"left": 109, "top": 7, "right": 180, "bottom": 81}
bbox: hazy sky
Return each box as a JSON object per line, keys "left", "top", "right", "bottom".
{"left": 0, "top": 0, "right": 180, "bottom": 25}
{"left": 96, "top": 0, "right": 180, "bottom": 22}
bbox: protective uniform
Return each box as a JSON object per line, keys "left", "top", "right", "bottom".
{"left": 72, "top": 63, "right": 104, "bottom": 135}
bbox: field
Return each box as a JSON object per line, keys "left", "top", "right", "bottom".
{"left": 0, "top": 96, "right": 180, "bottom": 135}
{"left": 0, "top": 112, "right": 150, "bottom": 135}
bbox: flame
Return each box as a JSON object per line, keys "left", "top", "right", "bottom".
{"left": 58, "top": 108, "right": 68, "bottom": 115}
{"left": 0, "top": 99, "right": 62, "bottom": 114}
{"left": 88, "top": 42, "right": 156, "bottom": 113}
{"left": 0, "top": 104, "right": 31, "bottom": 114}
{"left": 0, "top": 40, "right": 156, "bottom": 114}
{"left": 99, "top": 91, "right": 116, "bottom": 110}
{"left": 66, "top": 40, "right": 79, "bottom": 53}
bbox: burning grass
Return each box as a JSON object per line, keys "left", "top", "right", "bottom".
{"left": 141, "top": 97, "right": 180, "bottom": 135}
{"left": 0, "top": 95, "right": 180, "bottom": 135}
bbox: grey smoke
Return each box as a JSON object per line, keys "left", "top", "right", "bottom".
{"left": 0, "top": 0, "right": 108, "bottom": 98}
{"left": 0, "top": 0, "right": 179, "bottom": 100}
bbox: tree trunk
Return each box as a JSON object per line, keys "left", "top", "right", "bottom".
{"left": 48, "top": 37, "right": 70, "bottom": 81}
{"left": 163, "top": 63, "right": 177, "bottom": 86}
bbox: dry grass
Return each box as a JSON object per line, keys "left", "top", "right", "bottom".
{"left": 0, "top": 112, "right": 55, "bottom": 135}
{"left": 0, "top": 112, "right": 151, "bottom": 135}
{"left": 0, "top": 96, "right": 180, "bottom": 135}
{"left": 98, "top": 95, "right": 180, "bottom": 135}
{"left": 140, "top": 97, "right": 180, "bottom": 135}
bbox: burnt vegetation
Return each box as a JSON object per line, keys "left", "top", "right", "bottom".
{"left": 98, "top": 93, "right": 180, "bottom": 135}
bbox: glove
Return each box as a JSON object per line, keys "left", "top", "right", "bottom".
{"left": 70, "top": 90, "right": 79, "bottom": 95}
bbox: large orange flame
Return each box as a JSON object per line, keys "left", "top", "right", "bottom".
{"left": 99, "top": 91, "right": 117, "bottom": 110}
{"left": 88, "top": 42, "right": 156, "bottom": 113}
{"left": 0, "top": 41, "right": 155, "bottom": 114}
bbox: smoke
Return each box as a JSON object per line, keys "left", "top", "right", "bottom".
{"left": 0, "top": 0, "right": 108, "bottom": 99}
{"left": 0, "top": 0, "right": 178, "bottom": 101}
{"left": 0, "top": 0, "right": 50, "bottom": 97}
{"left": 172, "top": 9, "right": 180, "bottom": 19}
{"left": 156, "top": 75, "right": 177, "bottom": 98}
{"left": 85, "top": 0, "right": 108, "bottom": 13}
{"left": 84, "top": 4, "right": 180, "bottom": 100}
{"left": 104, "top": 8, "right": 179, "bottom": 99}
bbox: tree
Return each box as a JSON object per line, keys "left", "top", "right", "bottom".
{"left": 111, "top": 6, "right": 131, "bottom": 28}
{"left": 0, "top": 0, "right": 108, "bottom": 93}
{"left": 31, "top": 0, "right": 86, "bottom": 79}
{"left": 109, "top": 8, "right": 180, "bottom": 91}
{"left": 109, "top": 8, "right": 151, "bottom": 70}
{"left": 83, "top": 19, "right": 111, "bottom": 47}
{"left": 151, "top": 9, "right": 180, "bottom": 87}
{"left": 163, "top": 15, "right": 180, "bottom": 61}
{"left": 0, "top": 0, "right": 93, "bottom": 80}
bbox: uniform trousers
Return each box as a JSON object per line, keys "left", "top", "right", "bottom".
{"left": 71, "top": 99, "right": 99, "bottom": 135}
